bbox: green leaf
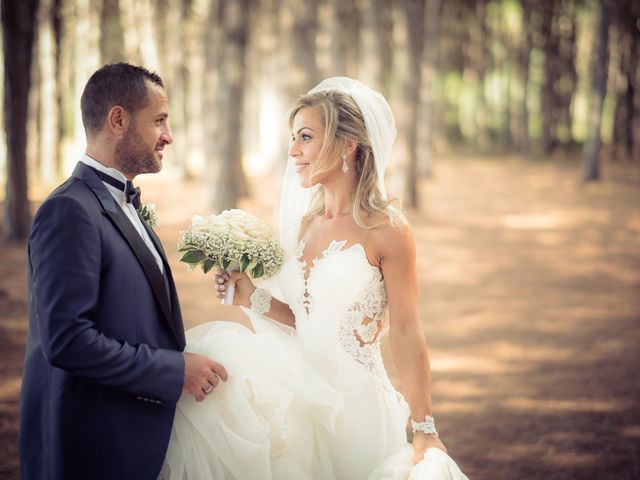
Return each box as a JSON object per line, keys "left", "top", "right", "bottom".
{"left": 251, "top": 263, "right": 264, "bottom": 278}
{"left": 240, "top": 254, "right": 251, "bottom": 273}
{"left": 222, "top": 258, "right": 231, "bottom": 270}
{"left": 181, "top": 250, "right": 206, "bottom": 264}
{"left": 202, "top": 259, "right": 215, "bottom": 274}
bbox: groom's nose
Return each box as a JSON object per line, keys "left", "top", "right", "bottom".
{"left": 161, "top": 124, "right": 173, "bottom": 145}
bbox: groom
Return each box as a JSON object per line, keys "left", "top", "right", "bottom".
{"left": 19, "top": 63, "right": 227, "bottom": 479}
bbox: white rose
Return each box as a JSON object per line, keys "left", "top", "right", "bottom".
{"left": 205, "top": 215, "right": 231, "bottom": 236}
{"left": 228, "top": 224, "right": 252, "bottom": 244}
{"left": 228, "top": 209, "right": 272, "bottom": 240}
{"left": 190, "top": 215, "right": 208, "bottom": 232}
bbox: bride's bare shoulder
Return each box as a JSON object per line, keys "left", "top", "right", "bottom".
{"left": 367, "top": 213, "right": 415, "bottom": 262}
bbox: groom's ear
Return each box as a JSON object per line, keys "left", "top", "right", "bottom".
{"left": 106, "top": 105, "right": 130, "bottom": 137}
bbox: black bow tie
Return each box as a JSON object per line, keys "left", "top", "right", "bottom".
{"left": 90, "top": 167, "right": 141, "bottom": 209}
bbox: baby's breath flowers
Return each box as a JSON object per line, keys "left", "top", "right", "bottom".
{"left": 177, "top": 209, "right": 283, "bottom": 279}
{"left": 138, "top": 203, "right": 159, "bottom": 229}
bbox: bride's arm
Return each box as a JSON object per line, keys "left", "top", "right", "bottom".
{"left": 214, "top": 270, "right": 297, "bottom": 328}
{"left": 376, "top": 223, "right": 447, "bottom": 462}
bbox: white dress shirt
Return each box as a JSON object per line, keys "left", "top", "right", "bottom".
{"left": 80, "top": 155, "right": 164, "bottom": 273}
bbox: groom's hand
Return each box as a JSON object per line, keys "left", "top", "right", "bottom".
{"left": 182, "top": 352, "right": 228, "bottom": 402}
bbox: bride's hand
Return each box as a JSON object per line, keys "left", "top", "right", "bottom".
{"left": 214, "top": 269, "right": 255, "bottom": 307}
{"left": 412, "top": 431, "right": 447, "bottom": 464}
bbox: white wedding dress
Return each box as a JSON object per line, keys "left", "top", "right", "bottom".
{"left": 163, "top": 240, "right": 469, "bottom": 480}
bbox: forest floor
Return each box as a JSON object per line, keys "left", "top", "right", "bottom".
{"left": 0, "top": 155, "right": 639, "bottom": 480}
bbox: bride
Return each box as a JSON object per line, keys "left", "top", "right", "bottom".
{"left": 163, "top": 78, "right": 468, "bottom": 479}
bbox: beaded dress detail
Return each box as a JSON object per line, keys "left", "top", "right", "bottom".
{"left": 283, "top": 240, "right": 392, "bottom": 389}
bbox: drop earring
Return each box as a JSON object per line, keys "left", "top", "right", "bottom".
{"left": 341, "top": 154, "right": 349, "bottom": 173}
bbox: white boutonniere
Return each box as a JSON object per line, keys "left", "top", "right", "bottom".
{"left": 138, "top": 203, "right": 159, "bottom": 229}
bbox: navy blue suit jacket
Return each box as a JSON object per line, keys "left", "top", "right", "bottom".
{"left": 19, "top": 162, "right": 187, "bottom": 479}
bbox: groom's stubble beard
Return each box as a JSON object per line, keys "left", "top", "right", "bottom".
{"left": 115, "top": 118, "right": 161, "bottom": 178}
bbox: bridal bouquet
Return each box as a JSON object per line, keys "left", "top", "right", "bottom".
{"left": 178, "top": 209, "right": 284, "bottom": 304}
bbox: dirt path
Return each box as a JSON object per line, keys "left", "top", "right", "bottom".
{"left": 1, "top": 156, "right": 638, "bottom": 479}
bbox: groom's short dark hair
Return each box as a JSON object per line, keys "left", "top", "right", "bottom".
{"left": 81, "top": 63, "right": 164, "bottom": 135}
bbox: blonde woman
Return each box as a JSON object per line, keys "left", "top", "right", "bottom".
{"left": 164, "top": 78, "right": 468, "bottom": 480}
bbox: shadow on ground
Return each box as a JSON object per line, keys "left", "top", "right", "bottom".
{"left": 1, "top": 156, "right": 639, "bottom": 479}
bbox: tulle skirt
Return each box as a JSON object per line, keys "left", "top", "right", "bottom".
{"left": 162, "top": 319, "right": 468, "bottom": 480}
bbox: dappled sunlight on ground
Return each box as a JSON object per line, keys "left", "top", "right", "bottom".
{"left": 1, "top": 156, "right": 638, "bottom": 479}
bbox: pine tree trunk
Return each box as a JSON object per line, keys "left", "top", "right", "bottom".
{"left": 2, "top": 0, "right": 39, "bottom": 241}
{"left": 280, "top": 0, "right": 319, "bottom": 99}
{"left": 154, "top": 0, "right": 187, "bottom": 173}
{"left": 52, "top": 0, "right": 66, "bottom": 178}
{"left": 495, "top": 16, "right": 511, "bottom": 151}
{"left": 359, "top": 0, "right": 392, "bottom": 95}
{"left": 399, "top": 0, "right": 425, "bottom": 208}
{"left": 541, "top": 1, "right": 558, "bottom": 154}
{"left": 612, "top": 0, "right": 638, "bottom": 160}
{"left": 327, "top": 0, "right": 358, "bottom": 77}
{"left": 418, "top": 0, "right": 441, "bottom": 177}
{"left": 210, "top": 0, "right": 250, "bottom": 211}
{"left": 181, "top": 0, "right": 207, "bottom": 177}
{"left": 439, "top": 0, "right": 464, "bottom": 145}
{"left": 466, "top": 0, "right": 490, "bottom": 152}
{"left": 99, "top": 0, "right": 124, "bottom": 63}
{"left": 632, "top": 2, "right": 640, "bottom": 162}
{"left": 36, "top": 0, "right": 59, "bottom": 185}
{"left": 514, "top": 0, "right": 531, "bottom": 154}
{"left": 558, "top": 1, "right": 578, "bottom": 146}
{"left": 582, "top": 0, "right": 611, "bottom": 182}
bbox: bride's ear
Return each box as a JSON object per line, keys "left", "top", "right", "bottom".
{"left": 344, "top": 139, "right": 358, "bottom": 158}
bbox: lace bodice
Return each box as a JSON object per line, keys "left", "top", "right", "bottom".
{"left": 279, "top": 240, "right": 392, "bottom": 387}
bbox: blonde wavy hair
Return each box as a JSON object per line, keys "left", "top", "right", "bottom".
{"left": 289, "top": 90, "right": 402, "bottom": 231}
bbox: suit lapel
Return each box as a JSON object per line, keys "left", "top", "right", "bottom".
{"left": 72, "top": 163, "right": 180, "bottom": 345}
{"left": 138, "top": 214, "right": 186, "bottom": 349}
{"left": 138, "top": 211, "right": 168, "bottom": 262}
{"left": 104, "top": 209, "right": 178, "bottom": 340}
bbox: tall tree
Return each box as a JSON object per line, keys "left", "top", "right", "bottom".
{"left": 398, "top": 0, "right": 426, "bottom": 208}
{"left": 556, "top": 0, "right": 578, "bottom": 146}
{"left": 180, "top": 0, "right": 208, "bottom": 177}
{"left": 540, "top": 0, "right": 558, "bottom": 154}
{"left": 280, "top": 0, "right": 319, "bottom": 99}
{"left": 35, "top": 0, "right": 60, "bottom": 185}
{"left": 153, "top": 0, "right": 187, "bottom": 173}
{"left": 327, "top": 0, "right": 358, "bottom": 78}
{"left": 99, "top": 0, "right": 125, "bottom": 63}
{"left": 439, "top": 0, "right": 465, "bottom": 146}
{"left": 490, "top": 1, "right": 513, "bottom": 151}
{"left": 209, "top": 0, "right": 251, "bottom": 210}
{"left": 518, "top": 0, "right": 533, "bottom": 153}
{"left": 582, "top": 0, "right": 611, "bottom": 182}
{"left": 359, "top": 0, "right": 392, "bottom": 95}
{"left": 52, "top": 0, "right": 70, "bottom": 178}
{"left": 464, "top": 0, "right": 490, "bottom": 152}
{"left": 418, "top": 0, "right": 442, "bottom": 177}
{"left": 2, "top": 0, "right": 40, "bottom": 241}
{"left": 611, "top": 0, "right": 640, "bottom": 161}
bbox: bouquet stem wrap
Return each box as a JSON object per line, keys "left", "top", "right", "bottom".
{"left": 221, "top": 262, "right": 239, "bottom": 306}
{"left": 223, "top": 284, "right": 235, "bottom": 306}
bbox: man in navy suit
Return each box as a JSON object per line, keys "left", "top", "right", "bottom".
{"left": 19, "top": 63, "right": 227, "bottom": 479}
